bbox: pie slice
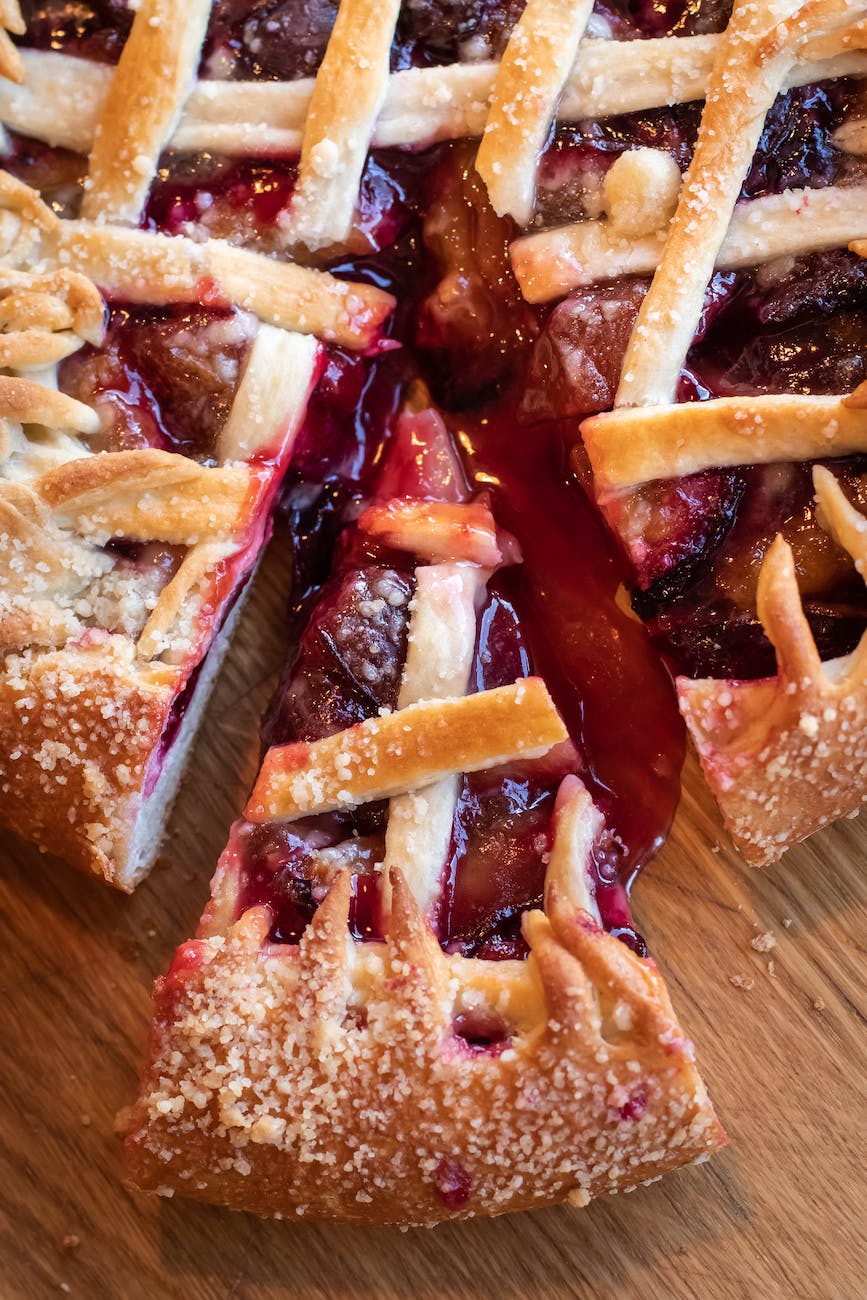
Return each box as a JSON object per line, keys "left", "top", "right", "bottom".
{"left": 0, "top": 169, "right": 392, "bottom": 888}
{"left": 126, "top": 400, "right": 724, "bottom": 1223}
{"left": 570, "top": 0, "right": 867, "bottom": 863}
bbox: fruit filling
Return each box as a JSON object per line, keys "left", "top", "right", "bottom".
{"left": 12, "top": 0, "right": 866, "bottom": 929}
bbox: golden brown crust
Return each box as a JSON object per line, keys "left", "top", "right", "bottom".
{"left": 246, "top": 679, "right": 568, "bottom": 822}
{"left": 582, "top": 391, "right": 867, "bottom": 495}
{"left": 38, "top": 449, "right": 254, "bottom": 545}
{"left": 678, "top": 469, "right": 867, "bottom": 865}
{"left": 126, "top": 872, "right": 724, "bottom": 1223}
{"left": 0, "top": 1, "right": 24, "bottom": 86}
{"left": 81, "top": 0, "right": 212, "bottom": 226}
{"left": 280, "top": 0, "right": 402, "bottom": 251}
{"left": 475, "top": 0, "right": 595, "bottom": 224}
{"left": 357, "top": 499, "right": 503, "bottom": 566}
{"left": 511, "top": 181, "right": 867, "bottom": 304}
{"left": 52, "top": 221, "right": 394, "bottom": 352}
{"left": 4, "top": 27, "right": 867, "bottom": 160}
{"left": 0, "top": 636, "right": 177, "bottom": 884}
{"left": 0, "top": 227, "right": 326, "bottom": 887}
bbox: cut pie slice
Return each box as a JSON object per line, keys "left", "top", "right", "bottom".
{"left": 0, "top": 171, "right": 393, "bottom": 888}
{"left": 127, "top": 400, "right": 724, "bottom": 1223}
{"left": 2, "top": 0, "right": 734, "bottom": 1225}
{"left": 560, "top": 1, "right": 867, "bottom": 863}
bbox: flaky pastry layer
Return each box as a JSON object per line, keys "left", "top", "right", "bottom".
{"left": 127, "top": 874, "right": 725, "bottom": 1224}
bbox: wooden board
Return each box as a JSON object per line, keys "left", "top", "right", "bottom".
{"left": 1, "top": 532, "right": 865, "bottom": 1300}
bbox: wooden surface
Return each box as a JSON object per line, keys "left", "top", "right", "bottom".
{"left": 1, "top": 531, "right": 865, "bottom": 1300}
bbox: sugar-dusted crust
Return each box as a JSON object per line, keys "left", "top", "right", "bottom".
{"left": 511, "top": 181, "right": 867, "bottom": 304}
{"left": 81, "top": 0, "right": 211, "bottom": 226}
{"left": 5, "top": 22, "right": 865, "bottom": 170}
{"left": 0, "top": 186, "right": 326, "bottom": 886}
{"left": 678, "top": 467, "right": 867, "bottom": 865}
{"left": 616, "top": 0, "right": 864, "bottom": 409}
{"left": 0, "top": 635, "right": 177, "bottom": 882}
{"left": 583, "top": 391, "right": 867, "bottom": 495}
{"left": 678, "top": 665, "right": 867, "bottom": 865}
{"left": 246, "top": 679, "right": 568, "bottom": 822}
{"left": 126, "top": 871, "right": 724, "bottom": 1224}
{"left": 50, "top": 222, "right": 394, "bottom": 352}
{"left": 475, "top": 0, "right": 594, "bottom": 224}
{"left": 280, "top": 0, "right": 402, "bottom": 250}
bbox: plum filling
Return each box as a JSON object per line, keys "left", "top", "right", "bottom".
{"left": 202, "top": 0, "right": 528, "bottom": 79}
{"left": 634, "top": 459, "right": 867, "bottom": 679}
{"left": 17, "top": 0, "right": 133, "bottom": 61}
{"left": 58, "top": 303, "right": 254, "bottom": 460}
{"left": 233, "top": 386, "right": 661, "bottom": 953}
{"left": 15, "top": 2, "right": 863, "bottom": 936}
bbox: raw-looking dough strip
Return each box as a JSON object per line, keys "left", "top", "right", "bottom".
{"left": 81, "top": 0, "right": 211, "bottom": 226}
{"left": 246, "top": 679, "right": 568, "bottom": 823}
{"left": 543, "top": 776, "right": 602, "bottom": 921}
{"left": 4, "top": 33, "right": 865, "bottom": 159}
{"left": 583, "top": 392, "right": 867, "bottom": 493}
{"left": 616, "top": 0, "right": 867, "bottom": 409}
{"left": 476, "top": 0, "right": 596, "bottom": 223}
{"left": 50, "top": 221, "right": 394, "bottom": 351}
{"left": 381, "top": 563, "right": 485, "bottom": 921}
{"left": 219, "top": 325, "right": 319, "bottom": 462}
{"left": 279, "top": 0, "right": 402, "bottom": 250}
{"left": 511, "top": 182, "right": 867, "bottom": 303}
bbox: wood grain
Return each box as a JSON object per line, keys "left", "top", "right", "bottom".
{"left": 1, "top": 529, "right": 865, "bottom": 1300}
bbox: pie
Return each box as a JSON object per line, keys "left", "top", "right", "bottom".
{"left": 2, "top": 0, "right": 864, "bottom": 1226}
{"left": 125, "top": 396, "right": 724, "bottom": 1221}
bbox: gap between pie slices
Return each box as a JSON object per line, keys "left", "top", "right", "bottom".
{"left": 3, "top": 0, "right": 865, "bottom": 1226}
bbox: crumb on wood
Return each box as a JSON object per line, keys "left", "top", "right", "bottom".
{"left": 730, "top": 974, "right": 755, "bottom": 991}
{"left": 79, "top": 1114, "right": 92, "bottom": 1127}
{"left": 782, "top": 917, "right": 793, "bottom": 928}
{"left": 62, "top": 1235, "right": 80, "bottom": 1252}
{"left": 751, "top": 930, "right": 776, "bottom": 953}
{"left": 813, "top": 997, "right": 826, "bottom": 1012}
{"left": 767, "top": 959, "right": 776, "bottom": 978}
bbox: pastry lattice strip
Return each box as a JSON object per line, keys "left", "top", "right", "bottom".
{"left": 3, "top": 23, "right": 865, "bottom": 181}
{"left": 679, "top": 467, "right": 867, "bottom": 863}
{"left": 512, "top": 181, "right": 867, "bottom": 304}
{"left": 583, "top": 386, "right": 867, "bottom": 495}
{"left": 127, "top": 857, "right": 723, "bottom": 1222}
{"left": 615, "top": 0, "right": 867, "bottom": 409}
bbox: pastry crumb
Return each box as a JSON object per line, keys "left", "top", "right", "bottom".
{"left": 751, "top": 930, "right": 776, "bottom": 953}
{"left": 730, "top": 974, "right": 755, "bottom": 991}
{"left": 813, "top": 997, "right": 826, "bottom": 1012}
{"left": 62, "top": 1235, "right": 80, "bottom": 1251}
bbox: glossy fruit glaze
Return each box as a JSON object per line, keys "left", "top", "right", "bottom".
{"left": 14, "top": 0, "right": 865, "bottom": 944}
{"left": 21, "top": 0, "right": 730, "bottom": 75}
{"left": 59, "top": 303, "right": 257, "bottom": 460}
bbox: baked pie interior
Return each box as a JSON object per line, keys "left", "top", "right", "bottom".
{"left": 1, "top": 0, "right": 864, "bottom": 1226}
